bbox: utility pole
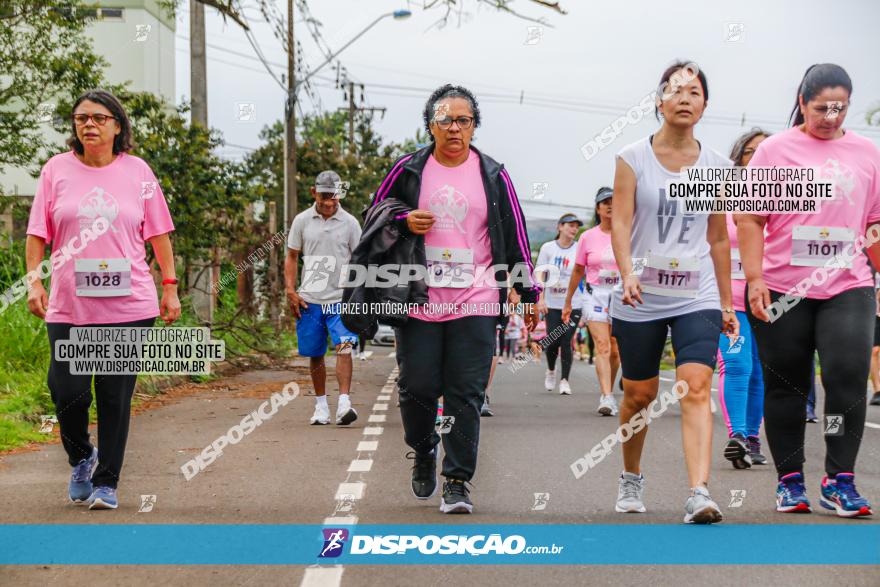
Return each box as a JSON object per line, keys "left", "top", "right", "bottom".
{"left": 284, "top": 0, "right": 297, "bottom": 230}
{"left": 338, "top": 81, "right": 385, "bottom": 155}
{"left": 189, "top": 0, "right": 213, "bottom": 324}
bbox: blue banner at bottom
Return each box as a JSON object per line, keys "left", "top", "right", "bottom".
{"left": 1, "top": 524, "right": 878, "bottom": 565}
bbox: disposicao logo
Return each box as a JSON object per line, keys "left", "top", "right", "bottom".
{"left": 318, "top": 528, "right": 349, "bottom": 558}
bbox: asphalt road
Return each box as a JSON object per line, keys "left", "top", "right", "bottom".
{"left": 1, "top": 347, "right": 878, "bottom": 586}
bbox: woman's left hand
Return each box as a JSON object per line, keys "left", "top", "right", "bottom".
{"left": 160, "top": 287, "right": 181, "bottom": 325}
{"left": 722, "top": 309, "right": 740, "bottom": 338}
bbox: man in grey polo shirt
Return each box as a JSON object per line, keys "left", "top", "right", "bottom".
{"left": 285, "top": 170, "right": 362, "bottom": 425}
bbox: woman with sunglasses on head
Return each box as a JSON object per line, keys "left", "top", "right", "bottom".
{"left": 25, "top": 90, "right": 179, "bottom": 510}
{"left": 739, "top": 64, "right": 879, "bottom": 518}
{"left": 610, "top": 61, "right": 738, "bottom": 524}
{"left": 563, "top": 188, "right": 621, "bottom": 416}
{"left": 717, "top": 128, "right": 771, "bottom": 469}
{"left": 537, "top": 213, "right": 585, "bottom": 395}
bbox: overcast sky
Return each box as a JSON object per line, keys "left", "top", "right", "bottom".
{"left": 173, "top": 0, "right": 880, "bottom": 218}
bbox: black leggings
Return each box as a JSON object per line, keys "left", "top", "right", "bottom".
{"left": 544, "top": 308, "right": 581, "bottom": 380}
{"left": 47, "top": 317, "right": 156, "bottom": 488}
{"left": 747, "top": 287, "right": 873, "bottom": 478}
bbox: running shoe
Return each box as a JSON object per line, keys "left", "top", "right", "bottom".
{"left": 820, "top": 473, "right": 873, "bottom": 518}
{"left": 335, "top": 396, "right": 357, "bottom": 426}
{"left": 406, "top": 448, "right": 438, "bottom": 499}
{"left": 724, "top": 433, "right": 752, "bottom": 469}
{"left": 544, "top": 369, "right": 557, "bottom": 391}
{"left": 440, "top": 478, "right": 473, "bottom": 514}
{"left": 597, "top": 394, "right": 618, "bottom": 416}
{"left": 747, "top": 435, "right": 768, "bottom": 465}
{"left": 310, "top": 403, "right": 331, "bottom": 425}
{"left": 69, "top": 447, "right": 98, "bottom": 504}
{"left": 870, "top": 392, "right": 880, "bottom": 406}
{"left": 436, "top": 402, "right": 444, "bottom": 425}
{"left": 559, "top": 379, "right": 572, "bottom": 395}
{"left": 87, "top": 486, "right": 118, "bottom": 510}
{"left": 359, "top": 351, "right": 367, "bottom": 361}
{"left": 615, "top": 472, "right": 646, "bottom": 513}
{"left": 806, "top": 405, "right": 818, "bottom": 423}
{"left": 776, "top": 472, "right": 811, "bottom": 513}
{"left": 684, "top": 486, "right": 723, "bottom": 524}
{"left": 480, "top": 399, "right": 494, "bottom": 417}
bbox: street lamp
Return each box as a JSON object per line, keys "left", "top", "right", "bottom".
{"left": 284, "top": 9, "right": 411, "bottom": 228}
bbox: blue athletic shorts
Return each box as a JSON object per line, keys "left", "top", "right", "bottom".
{"left": 612, "top": 309, "right": 722, "bottom": 381}
{"left": 296, "top": 302, "right": 358, "bottom": 357}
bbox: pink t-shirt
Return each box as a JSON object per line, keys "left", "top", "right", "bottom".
{"left": 27, "top": 152, "right": 175, "bottom": 324}
{"left": 727, "top": 214, "right": 746, "bottom": 312}
{"left": 747, "top": 127, "right": 880, "bottom": 299}
{"left": 574, "top": 225, "right": 619, "bottom": 287}
{"left": 409, "top": 150, "right": 497, "bottom": 322}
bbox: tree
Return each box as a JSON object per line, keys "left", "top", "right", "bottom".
{"left": 0, "top": 1, "right": 107, "bottom": 184}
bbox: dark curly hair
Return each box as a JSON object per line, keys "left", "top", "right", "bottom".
{"left": 67, "top": 89, "right": 134, "bottom": 155}
{"left": 422, "top": 84, "right": 481, "bottom": 141}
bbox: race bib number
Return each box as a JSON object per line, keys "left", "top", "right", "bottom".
{"left": 425, "top": 246, "right": 474, "bottom": 289}
{"left": 597, "top": 269, "right": 620, "bottom": 287}
{"left": 790, "top": 226, "right": 853, "bottom": 268}
{"left": 640, "top": 254, "right": 700, "bottom": 298}
{"left": 75, "top": 259, "right": 132, "bottom": 297}
{"left": 731, "top": 248, "right": 745, "bottom": 280}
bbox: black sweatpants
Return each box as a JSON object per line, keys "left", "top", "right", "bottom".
{"left": 544, "top": 308, "right": 581, "bottom": 380}
{"left": 398, "top": 315, "right": 496, "bottom": 481}
{"left": 47, "top": 317, "right": 156, "bottom": 488}
{"left": 747, "top": 287, "right": 873, "bottom": 477}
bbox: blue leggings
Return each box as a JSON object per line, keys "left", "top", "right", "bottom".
{"left": 717, "top": 311, "right": 764, "bottom": 438}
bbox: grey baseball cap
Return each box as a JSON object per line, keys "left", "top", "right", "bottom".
{"left": 596, "top": 187, "right": 613, "bottom": 204}
{"left": 315, "top": 170, "right": 343, "bottom": 195}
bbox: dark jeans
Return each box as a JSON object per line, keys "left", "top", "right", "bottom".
{"left": 398, "top": 316, "right": 496, "bottom": 481}
{"left": 747, "top": 287, "right": 873, "bottom": 477}
{"left": 544, "top": 308, "right": 581, "bottom": 380}
{"left": 47, "top": 317, "right": 156, "bottom": 488}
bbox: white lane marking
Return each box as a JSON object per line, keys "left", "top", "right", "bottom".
{"left": 357, "top": 440, "right": 378, "bottom": 452}
{"left": 363, "top": 426, "right": 384, "bottom": 435}
{"left": 361, "top": 351, "right": 374, "bottom": 359}
{"left": 377, "top": 395, "right": 391, "bottom": 401}
{"left": 348, "top": 459, "right": 373, "bottom": 473}
{"left": 659, "top": 376, "right": 673, "bottom": 382}
{"left": 866, "top": 422, "right": 880, "bottom": 430}
{"left": 388, "top": 351, "right": 396, "bottom": 358}
{"left": 323, "top": 516, "right": 358, "bottom": 525}
{"left": 301, "top": 567, "right": 344, "bottom": 587}
{"left": 335, "top": 482, "right": 365, "bottom": 500}
{"left": 368, "top": 414, "right": 386, "bottom": 423}
{"left": 373, "top": 403, "right": 388, "bottom": 411}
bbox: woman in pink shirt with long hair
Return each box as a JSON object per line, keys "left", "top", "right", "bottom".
{"left": 739, "top": 64, "right": 880, "bottom": 518}
{"left": 25, "top": 90, "right": 179, "bottom": 510}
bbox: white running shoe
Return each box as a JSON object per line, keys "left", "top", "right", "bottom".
{"left": 559, "top": 379, "right": 571, "bottom": 395}
{"left": 544, "top": 369, "right": 557, "bottom": 391}
{"left": 336, "top": 396, "right": 358, "bottom": 425}
{"left": 359, "top": 352, "right": 367, "bottom": 361}
{"left": 310, "top": 403, "right": 331, "bottom": 425}
{"left": 616, "top": 472, "right": 646, "bottom": 513}
{"left": 684, "top": 486, "right": 723, "bottom": 524}
{"left": 597, "top": 394, "right": 618, "bottom": 416}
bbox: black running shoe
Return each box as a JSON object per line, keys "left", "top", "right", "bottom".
{"left": 406, "top": 448, "right": 437, "bottom": 499}
{"left": 440, "top": 478, "right": 473, "bottom": 514}
{"left": 724, "top": 433, "right": 752, "bottom": 469}
{"left": 747, "top": 435, "right": 768, "bottom": 465}
{"left": 870, "top": 392, "right": 880, "bottom": 406}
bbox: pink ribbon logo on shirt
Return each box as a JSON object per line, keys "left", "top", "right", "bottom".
{"left": 428, "top": 185, "right": 468, "bottom": 233}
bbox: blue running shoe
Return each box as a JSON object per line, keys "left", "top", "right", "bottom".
{"left": 820, "top": 473, "right": 873, "bottom": 518}
{"left": 776, "top": 472, "right": 811, "bottom": 513}
{"left": 69, "top": 447, "right": 98, "bottom": 504}
{"left": 87, "top": 486, "right": 118, "bottom": 510}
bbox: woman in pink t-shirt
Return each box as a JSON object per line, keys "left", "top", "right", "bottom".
{"left": 717, "top": 129, "right": 770, "bottom": 471}
{"left": 25, "top": 90, "right": 179, "bottom": 511}
{"left": 738, "top": 64, "right": 880, "bottom": 518}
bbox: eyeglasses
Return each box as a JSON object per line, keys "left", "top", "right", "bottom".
{"left": 72, "top": 113, "right": 116, "bottom": 126}
{"left": 433, "top": 116, "right": 474, "bottom": 130}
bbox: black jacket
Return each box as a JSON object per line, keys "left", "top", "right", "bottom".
{"left": 341, "top": 198, "right": 427, "bottom": 334}
{"left": 342, "top": 144, "right": 540, "bottom": 333}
